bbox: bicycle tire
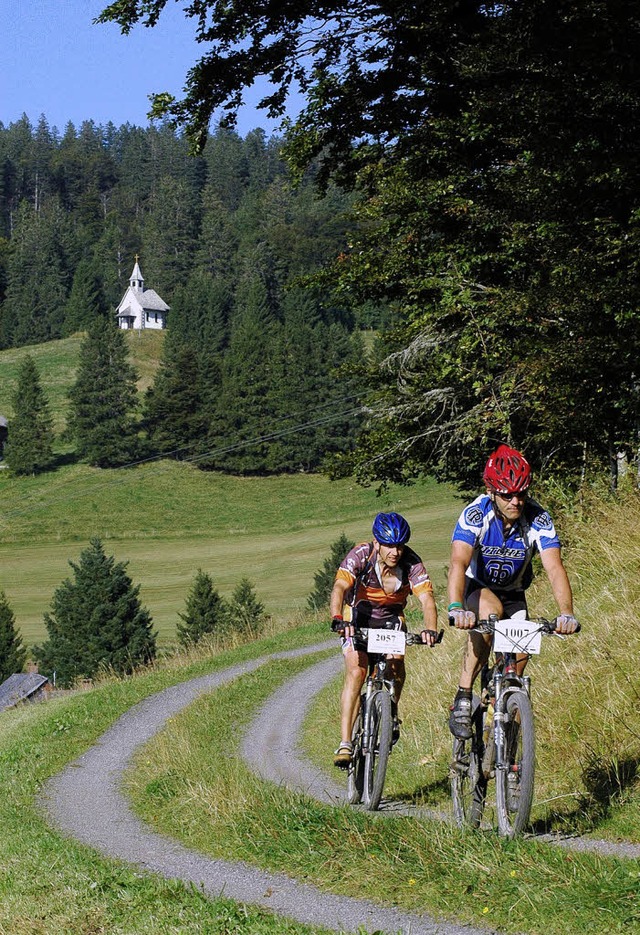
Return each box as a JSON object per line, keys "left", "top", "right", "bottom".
{"left": 495, "top": 689, "right": 535, "bottom": 838}
{"left": 363, "top": 690, "right": 392, "bottom": 811}
{"left": 451, "top": 699, "right": 487, "bottom": 829}
{"left": 347, "top": 701, "right": 365, "bottom": 805}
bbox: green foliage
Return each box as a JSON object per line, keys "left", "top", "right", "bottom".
{"left": 225, "top": 578, "right": 266, "bottom": 638}
{"left": 307, "top": 532, "right": 355, "bottom": 612}
{"left": 0, "top": 199, "right": 72, "bottom": 348}
{"left": 3, "top": 355, "right": 55, "bottom": 476}
{"left": 96, "top": 1, "right": 640, "bottom": 489}
{"left": 63, "top": 257, "right": 109, "bottom": 335}
{"left": 34, "top": 537, "right": 156, "bottom": 687}
{"left": 67, "top": 318, "right": 141, "bottom": 467}
{"left": 0, "top": 590, "right": 26, "bottom": 680}
{"left": 144, "top": 339, "right": 206, "bottom": 459}
{"left": 176, "top": 569, "right": 228, "bottom": 647}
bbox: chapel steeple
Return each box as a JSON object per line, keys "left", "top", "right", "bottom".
{"left": 130, "top": 255, "right": 144, "bottom": 293}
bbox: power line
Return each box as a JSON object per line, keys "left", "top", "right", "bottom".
{"left": 1, "top": 398, "right": 366, "bottom": 522}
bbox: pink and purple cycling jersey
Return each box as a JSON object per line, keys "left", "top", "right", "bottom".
{"left": 452, "top": 494, "right": 561, "bottom": 592}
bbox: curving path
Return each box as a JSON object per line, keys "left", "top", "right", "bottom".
{"left": 40, "top": 642, "right": 496, "bottom": 935}
{"left": 243, "top": 654, "right": 640, "bottom": 861}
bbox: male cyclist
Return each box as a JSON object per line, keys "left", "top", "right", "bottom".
{"left": 448, "top": 445, "right": 579, "bottom": 740}
{"left": 330, "top": 511, "right": 439, "bottom": 768}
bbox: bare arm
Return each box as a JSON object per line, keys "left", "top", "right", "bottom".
{"left": 447, "top": 539, "right": 477, "bottom": 629}
{"left": 417, "top": 588, "right": 438, "bottom": 629}
{"left": 539, "top": 547, "right": 574, "bottom": 615}
{"left": 329, "top": 576, "right": 351, "bottom": 619}
{"left": 448, "top": 539, "right": 474, "bottom": 605}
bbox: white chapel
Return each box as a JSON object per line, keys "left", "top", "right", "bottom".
{"left": 115, "top": 258, "right": 170, "bottom": 330}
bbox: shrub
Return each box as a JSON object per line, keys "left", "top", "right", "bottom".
{"left": 307, "top": 533, "right": 355, "bottom": 611}
{"left": 177, "top": 569, "right": 228, "bottom": 647}
{"left": 34, "top": 538, "right": 156, "bottom": 687}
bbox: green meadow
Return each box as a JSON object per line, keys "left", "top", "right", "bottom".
{"left": 0, "top": 335, "right": 460, "bottom": 646}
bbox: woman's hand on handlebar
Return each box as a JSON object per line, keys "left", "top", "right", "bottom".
{"left": 448, "top": 608, "right": 477, "bottom": 629}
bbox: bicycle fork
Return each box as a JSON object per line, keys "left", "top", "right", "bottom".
{"left": 491, "top": 670, "right": 531, "bottom": 773}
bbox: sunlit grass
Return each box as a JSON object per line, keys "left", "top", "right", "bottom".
{"left": 305, "top": 485, "right": 640, "bottom": 840}
{"left": 0, "top": 624, "right": 335, "bottom": 935}
{"left": 127, "top": 639, "right": 640, "bottom": 935}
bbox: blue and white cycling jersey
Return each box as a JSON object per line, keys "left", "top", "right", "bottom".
{"left": 451, "top": 494, "right": 561, "bottom": 592}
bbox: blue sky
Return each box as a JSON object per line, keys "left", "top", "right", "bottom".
{"left": 1, "top": 0, "right": 301, "bottom": 137}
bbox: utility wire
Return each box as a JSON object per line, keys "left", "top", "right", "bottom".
{"left": 1, "top": 399, "right": 367, "bottom": 522}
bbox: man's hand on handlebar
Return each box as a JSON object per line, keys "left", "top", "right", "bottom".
{"left": 554, "top": 613, "right": 580, "bottom": 635}
{"left": 420, "top": 628, "right": 444, "bottom": 646}
{"left": 448, "top": 607, "right": 477, "bottom": 629}
{"left": 331, "top": 615, "right": 357, "bottom": 638}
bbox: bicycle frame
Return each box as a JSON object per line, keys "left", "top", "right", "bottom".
{"left": 451, "top": 613, "right": 570, "bottom": 837}
{"left": 361, "top": 655, "right": 395, "bottom": 754}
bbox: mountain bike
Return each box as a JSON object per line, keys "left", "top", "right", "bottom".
{"left": 450, "top": 614, "right": 578, "bottom": 838}
{"left": 346, "top": 623, "right": 443, "bottom": 811}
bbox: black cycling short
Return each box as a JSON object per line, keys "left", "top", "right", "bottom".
{"left": 463, "top": 581, "right": 528, "bottom": 618}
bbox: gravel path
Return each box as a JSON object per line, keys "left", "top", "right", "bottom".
{"left": 40, "top": 642, "right": 495, "bottom": 935}
{"left": 243, "top": 653, "right": 640, "bottom": 861}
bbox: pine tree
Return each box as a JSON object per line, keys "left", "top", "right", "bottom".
{"left": 307, "top": 533, "right": 356, "bottom": 612}
{"left": 3, "top": 197, "right": 72, "bottom": 348}
{"left": 4, "top": 355, "right": 55, "bottom": 475}
{"left": 63, "top": 257, "right": 109, "bottom": 335}
{"left": 144, "top": 337, "right": 206, "bottom": 458}
{"left": 34, "top": 538, "right": 156, "bottom": 687}
{"left": 0, "top": 590, "right": 26, "bottom": 681}
{"left": 67, "top": 318, "right": 141, "bottom": 467}
{"left": 205, "top": 272, "right": 278, "bottom": 473}
{"left": 176, "top": 569, "right": 228, "bottom": 647}
{"left": 226, "top": 578, "right": 266, "bottom": 638}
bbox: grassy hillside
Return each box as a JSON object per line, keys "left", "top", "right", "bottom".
{"left": 0, "top": 330, "right": 164, "bottom": 431}
{"left": 0, "top": 461, "right": 459, "bottom": 645}
{"left": 0, "top": 332, "right": 459, "bottom": 647}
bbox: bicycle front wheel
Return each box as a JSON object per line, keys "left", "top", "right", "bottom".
{"left": 451, "top": 699, "right": 487, "bottom": 829}
{"left": 363, "top": 690, "right": 392, "bottom": 811}
{"left": 495, "top": 689, "right": 535, "bottom": 838}
{"left": 347, "top": 701, "right": 365, "bottom": 805}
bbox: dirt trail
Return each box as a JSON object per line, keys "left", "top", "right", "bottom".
{"left": 41, "top": 642, "right": 495, "bottom": 935}
{"left": 244, "top": 653, "right": 640, "bottom": 860}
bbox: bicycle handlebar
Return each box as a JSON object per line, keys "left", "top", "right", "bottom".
{"left": 448, "top": 615, "right": 581, "bottom": 634}
{"left": 349, "top": 626, "right": 444, "bottom": 647}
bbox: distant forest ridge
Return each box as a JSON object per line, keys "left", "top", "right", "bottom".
{"left": 0, "top": 116, "right": 374, "bottom": 474}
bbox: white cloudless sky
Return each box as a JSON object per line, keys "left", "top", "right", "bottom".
{"left": 1, "top": 0, "right": 302, "bottom": 137}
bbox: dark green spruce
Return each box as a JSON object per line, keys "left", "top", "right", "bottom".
{"left": 34, "top": 538, "right": 156, "bottom": 688}
{"left": 4, "top": 355, "right": 55, "bottom": 475}
{"left": 0, "top": 591, "right": 26, "bottom": 681}
{"left": 67, "top": 318, "right": 141, "bottom": 468}
{"left": 176, "top": 569, "right": 229, "bottom": 647}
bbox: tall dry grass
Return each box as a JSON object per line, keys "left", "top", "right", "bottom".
{"left": 398, "top": 484, "right": 640, "bottom": 834}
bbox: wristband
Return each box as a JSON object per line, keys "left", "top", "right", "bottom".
{"left": 447, "top": 601, "right": 463, "bottom": 611}
{"left": 332, "top": 614, "right": 343, "bottom": 621}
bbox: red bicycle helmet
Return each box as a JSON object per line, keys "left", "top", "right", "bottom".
{"left": 482, "top": 444, "right": 532, "bottom": 493}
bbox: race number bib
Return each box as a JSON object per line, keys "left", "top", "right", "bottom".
{"left": 493, "top": 619, "right": 542, "bottom": 655}
{"left": 367, "top": 628, "right": 406, "bottom": 655}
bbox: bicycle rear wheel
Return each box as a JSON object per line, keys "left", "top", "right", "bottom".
{"left": 363, "top": 690, "right": 392, "bottom": 811}
{"left": 451, "top": 699, "right": 487, "bottom": 829}
{"left": 347, "top": 701, "right": 365, "bottom": 805}
{"left": 495, "top": 689, "right": 535, "bottom": 838}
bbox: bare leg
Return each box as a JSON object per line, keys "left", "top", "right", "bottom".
{"left": 339, "top": 648, "right": 367, "bottom": 743}
{"left": 458, "top": 588, "right": 503, "bottom": 690}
